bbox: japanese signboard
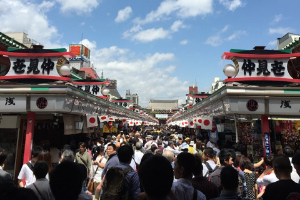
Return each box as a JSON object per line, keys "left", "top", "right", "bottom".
{"left": 69, "top": 44, "right": 90, "bottom": 61}
{"left": 235, "top": 58, "right": 291, "bottom": 79}
{"left": 0, "top": 96, "right": 27, "bottom": 112}
{"left": 75, "top": 85, "right": 101, "bottom": 96}
{"left": 264, "top": 132, "right": 271, "bottom": 156}
{"left": 6, "top": 57, "right": 60, "bottom": 77}
{"left": 269, "top": 98, "right": 300, "bottom": 115}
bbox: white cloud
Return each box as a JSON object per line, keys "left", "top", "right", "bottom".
{"left": 205, "top": 35, "right": 223, "bottom": 46}
{"left": 205, "top": 26, "right": 246, "bottom": 46}
{"left": 269, "top": 27, "right": 295, "bottom": 35}
{"left": 55, "top": 0, "right": 100, "bottom": 15}
{"left": 82, "top": 39, "right": 188, "bottom": 106}
{"left": 38, "top": 1, "right": 55, "bottom": 12}
{"left": 226, "top": 30, "right": 246, "bottom": 41}
{"left": 180, "top": 40, "right": 188, "bottom": 45}
{"left": 134, "top": 0, "right": 213, "bottom": 25}
{"left": 115, "top": 6, "right": 132, "bottom": 23}
{"left": 219, "top": 0, "right": 242, "bottom": 11}
{"left": 131, "top": 28, "right": 170, "bottom": 43}
{"left": 273, "top": 14, "right": 282, "bottom": 23}
{"left": 0, "top": 0, "right": 63, "bottom": 48}
{"left": 221, "top": 25, "right": 229, "bottom": 32}
{"left": 170, "top": 20, "right": 185, "bottom": 32}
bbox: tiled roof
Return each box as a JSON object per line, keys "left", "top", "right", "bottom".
{"left": 80, "top": 68, "right": 99, "bottom": 79}
{"left": 149, "top": 99, "right": 178, "bottom": 103}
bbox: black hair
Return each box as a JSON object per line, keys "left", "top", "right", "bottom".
{"left": 139, "top": 155, "right": 173, "bottom": 199}
{"left": 176, "top": 152, "right": 195, "bottom": 178}
{"left": 239, "top": 157, "right": 253, "bottom": 171}
{"left": 140, "top": 153, "right": 154, "bottom": 168}
{"left": 78, "top": 163, "right": 87, "bottom": 181}
{"left": 273, "top": 155, "right": 292, "bottom": 174}
{"left": 107, "top": 143, "right": 117, "bottom": 151}
{"left": 117, "top": 145, "right": 134, "bottom": 163}
{"left": 292, "top": 153, "right": 300, "bottom": 165}
{"left": 193, "top": 154, "right": 203, "bottom": 176}
{"left": 150, "top": 144, "right": 157, "bottom": 153}
{"left": 220, "top": 166, "right": 239, "bottom": 190}
{"left": 32, "top": 146, "right": 43, "bottom": 158}
{"left": 228, "top": 149, "right": 236, "bottom": 162}
{"left": 78, "top": 142, "right": 86, "bottom": 148}
{"left": 106, "top": 136, "right": 112, "bottom": 143}
{"left": 264, "top": 155, "right": 274, "bottom": 167}
{"left": 234, "top": 155, "right": 244, "bottom": 168}
{"left": 33, "top": 161, "right": 49, "bottom": 179}
{"left": 50, "top": 161, "right": 83, "bottom": 200}
{"left": 203, "top": 147, "right": 215, "bottom": 159}
{"left": 219, "top": 149, "right": 232, "bottom": 166}
{"left": 283, "top": 145, "right": 294, "bottom": 157}
{"left": 0, "top": 151, "right": 7, "bottom": 166}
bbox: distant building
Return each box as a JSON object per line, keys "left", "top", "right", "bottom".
{"left": 148, "top": 99, "right": 178, "bottom": 112}
{"left": 106, "top": 79, "right": 121, "bottom": 98}
{"left": 4, "top": 32, "right": 42, "bottom": 48}
{"left": 211, "top": 77, "right": 224, "bottom": 93}
{"left": 189, "top": 85, "right": 198, "bottom": 94}
{"left": 125, "top": 90, "right": 139, "bottom": 106}
{"left": 278, "top": 33, "right": 300, "bottom": 51}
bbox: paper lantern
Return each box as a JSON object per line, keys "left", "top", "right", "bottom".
{"left": 107, "top": 121, "right": 113, "bottom": 128}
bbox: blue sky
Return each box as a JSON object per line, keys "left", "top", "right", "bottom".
{"left": 0, "top": 0, "right": 299, "bottom": 107}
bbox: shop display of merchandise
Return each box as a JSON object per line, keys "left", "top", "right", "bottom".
{"left": 275, "top": 120, "right": 300, "bottom": 145}
{"left": 237, "top": 122, "right": 253, "bottom": 145}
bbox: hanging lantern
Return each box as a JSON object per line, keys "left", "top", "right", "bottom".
{"left": 119, "top": 121, "right": 124, "bottom": 128}
{"left": 107, "top": 121, "right": 113, "bottom": 128}
{"left": 102, "top": 88, "right": 110, "bottom": 96}
{"left": 188, "top": 99, "right": 193, "bottom": 106}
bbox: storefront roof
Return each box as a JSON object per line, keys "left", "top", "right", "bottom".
{"left": 171, "top": 85, "right": 300, "bottom": 121}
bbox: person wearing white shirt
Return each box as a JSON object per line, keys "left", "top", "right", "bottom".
{"left": 91, "top": 146, "right": 107, "bottom": 200}
{"left": 18, "top": 146, "right": 42, "bottom": 187}
{"left": 257, "top": 155, "right": 278, "bottom": 187}
{"left": 163, "top": 141, "right": 182, "bottom": 156}
{"left": 134, "top": 142, "right": 144, "bottom": 165}
{"left": 202, "top": 147, "right": 217, "bottom": 177}
{"left": 172, "top": 152, "right": 206, "bottom": 200}
{"left": 283, "top": 145, "right": 300, "bottom": 183}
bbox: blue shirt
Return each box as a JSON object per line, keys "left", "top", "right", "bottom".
{"left": 101, "top": 153, "right": 119, "bottom": 179}
{"left": 171, "top": 178, "right": 206, "bottom": 200}
{"left": 115, "top": 162, "right": 141, "bottom": 200}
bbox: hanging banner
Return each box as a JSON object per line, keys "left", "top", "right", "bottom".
{"left": 86, "top": 114, "right": 98, "bottom": 128}
{"left": 202, "top": 116, "right": 213, "bottom": 130}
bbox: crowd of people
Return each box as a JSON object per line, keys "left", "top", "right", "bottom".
{"left": 1, "top": 127, "right": 300, "bottom": 200}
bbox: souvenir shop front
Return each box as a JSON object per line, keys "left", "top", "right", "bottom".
{"left": 0, "top": 48, "right": 145, "bottom": 182}
{"left": 168, "top": 48, "right": 300, "bottom": 163}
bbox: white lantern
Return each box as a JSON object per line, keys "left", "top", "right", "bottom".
{"left": 188, "top": 99, "right": 193, "bottom": 105}
{"left": 60, "top": 64, "right": 71, "bottom": 76}
{"left": 223, "top": 64, "right": 236, "bottom": 78}
{"left": 102, "top": 88, "right": 110, "bottom": 96}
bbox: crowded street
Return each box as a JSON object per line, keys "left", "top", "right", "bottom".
{"left": 1, "top": 1, "right": 300, "bottom": 200}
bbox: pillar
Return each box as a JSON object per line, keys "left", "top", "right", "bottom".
{"left": 23, "top": 112, "right": 35, "bottom": 164}
{"left": 261, "top": 115, "right": 271, "bottom": 157}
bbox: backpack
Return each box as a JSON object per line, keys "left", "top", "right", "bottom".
{"left": 204, "top": 162, "right": 218, "bottom": 179}
{"left": 101, "top": 167, "right": 133, "bottom": 200}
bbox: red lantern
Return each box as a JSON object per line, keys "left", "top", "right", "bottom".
{"left": 210, "top": 122, "right": 217, "bottom": 132}
{"left": 119, "top": 122, "right": 124, "bottom": 128}
{"left": 108, "top": 121, "right": 113, "bottom": 128}
{"left": 197, "top": 126, "right": 201, "bottom": 129}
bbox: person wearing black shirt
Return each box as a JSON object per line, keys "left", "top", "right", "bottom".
{"left": 262, "top": 155, "right": 300, "bottom": 200}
